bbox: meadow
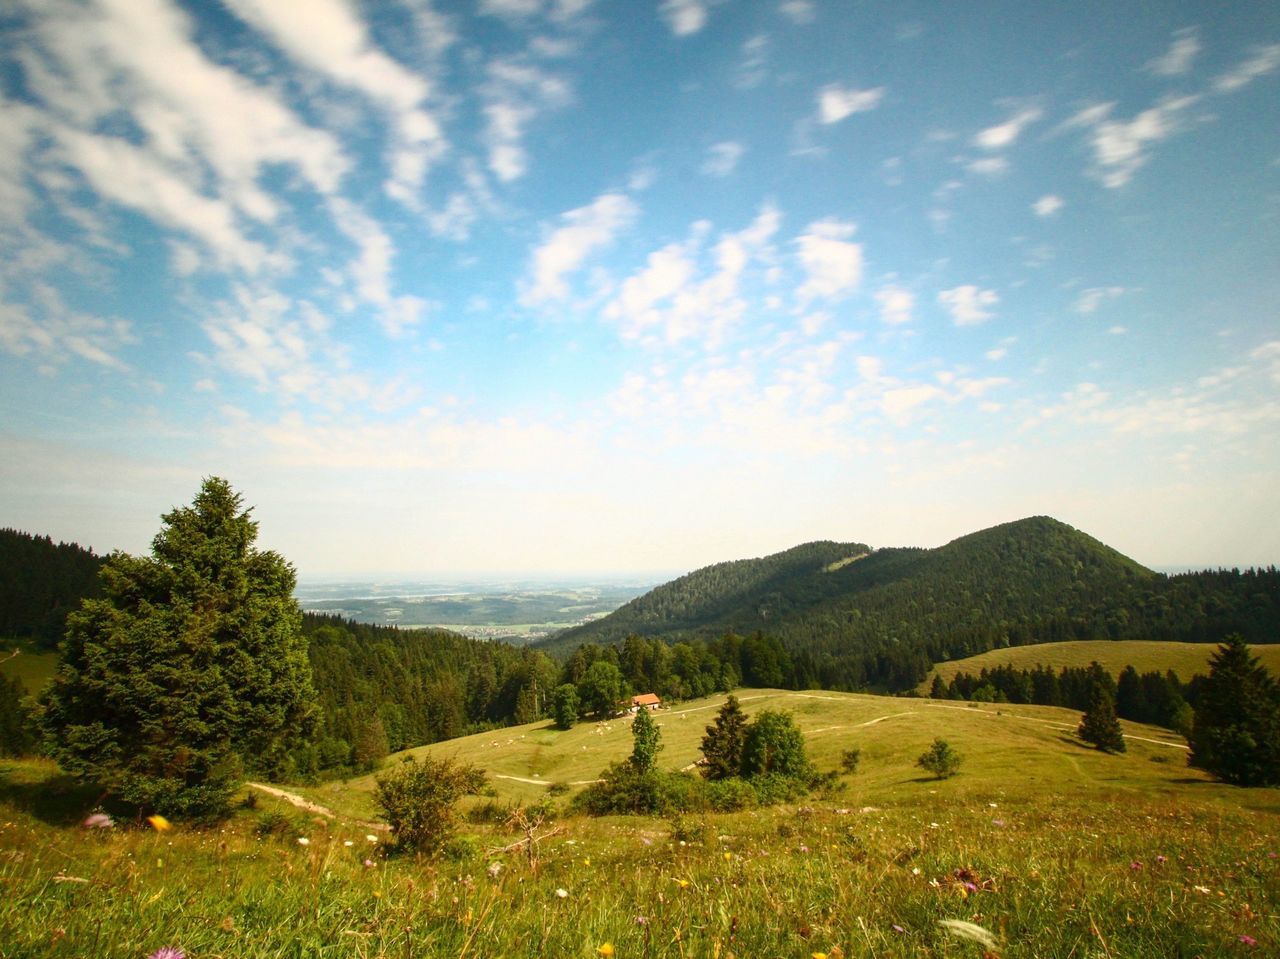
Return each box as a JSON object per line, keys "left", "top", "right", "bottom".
{"left": 2, "top": 688, "right": 1277, "bottom": 957}
{"left": 919, "top": 640, "right": 1280, "bottom": 693}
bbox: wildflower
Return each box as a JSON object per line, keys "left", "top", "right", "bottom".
{"left": 363, "top": 859, "right": 375, "bottom": 868}
{"left": 892, "top": 924, "right": 905, "bottom": 934}
{"left": 1130, "top": 861, "right": 1143, "bottom": 871}
{"left": 634, "top": 916, "right": 648, "bottom": 926}
{"left": 555, "top": 888, "right": 568, "bottom": 899}
{"left": 486, "top": 862, "right": 503, "bottom": 879}
{"left": 723, "top": 852, "right": 732, "bottom": 862}
{"left": 812, "top": 953, "right": 828, "bottom": 959}
{"left": 938, "top": 919, "right": 997, "bottom": 949}
{"left": 366, "top": 834, "right": 378, "bottom": 842}
{"left": 910, "top": 867, "right": 921, "bottom": 876}
{"left": 83, "top": 812, "right": 113, "bottom": 829}
{"left": 1156, "top": 855, "right": 1167, "bottom": 864}
{"left": 991, "top": 819, "right": 1005, "bottom": 827}
{"left": 146, "top": 949, "right": 185, "bottom": 959}
{"left": 296, "top": 837, "right": 310, "bottom": 846}
{"left": 1239, "top": 935, "right": 1258, "bottom": 946}
{"left": 343, "top": 840, "right": 354, "bottom": 847}
{"left": 146, "top": 815, "right": 171, "bottom": 832}
{"left": 597, "top": 944, "right": 615, "bottom": 957}
{"left": 673, "top": 878, "right": 690, "bottom": 889}
{"left": 1193, "top": 885, "right": 1212, "bottom": 894}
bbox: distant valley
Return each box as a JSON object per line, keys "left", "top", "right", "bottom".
{"left": 295, "top": 577, "right": 654, "bottom": 642}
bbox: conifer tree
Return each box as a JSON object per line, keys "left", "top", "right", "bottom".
{"left": 1078, "top": 684, "right": 1126, "bottom": 753}
{"left": 700, "top": 694, "right": 747, "bottom": 779}
{"left": 1188, "top": 634, "right": 1280, "bottom": 786}
{"left": 629, "top": 705, "right": 662, "bottom": 773}
{"left": 40, "top": 478, "right": 316, "bottom": 818}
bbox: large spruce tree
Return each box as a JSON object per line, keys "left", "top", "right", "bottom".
{"left": 1078, "top": 683, "right": 1126, "bottom": 753}
{"left": 700, "top": 694, "right": 747, "bottom": 780}
{"left": 1188, "top": 634, "right": 1280, "bottom": 786}
{"left": 40, "top": 478, "right": 316, "bottom": 817}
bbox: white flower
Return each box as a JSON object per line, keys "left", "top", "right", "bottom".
{"left": 344, "top": 840, "right": 354, "bottom": 847}
{"left": 296, "top": 837, "right": 310, "bottom": 846}
{"left": 555, "top": 888, "right": 568, "bottom": 899}
{"left": 366, "top": 834, "right": 378, "bottom": 843}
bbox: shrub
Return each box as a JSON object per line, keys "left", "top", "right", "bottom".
{"left": 573, "top": 764, "right": 704, "bottom": 816}
{"left": 840, "top": 748, "right": 862, "bottom": 774}
{"left": 705, "top": 777, "right": 756, "bottom": 812}
{"left": 374, "top": 755, "right": 486, "bottom": 856}
{"left": 917, "top": 738, "right": 962, "bottom": 780}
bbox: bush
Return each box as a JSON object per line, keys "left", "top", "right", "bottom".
{"left": 840, "top": 748, "right": 861, "bottom": 774}
{"left": 705, "top": 777, "right": 756, "bottom": 812}
{"left": 917, "top": 738, "right": 962, "bottom": 780}
{"left": 573, "top": 764, "right": 704, "bottom": 816}
{"left": 374, "top": 755, "right": 486, "bottom": 856}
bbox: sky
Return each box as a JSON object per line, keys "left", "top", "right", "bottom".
{"left": 1, "top": 0, "right": 1278, "bottom": 578}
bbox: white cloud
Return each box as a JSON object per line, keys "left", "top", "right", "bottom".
{"left": 701, "top": 141, "right": 744, "bottom": 177}
{"left": 0, "top": 280, "right": 133, "bottom": 371}
{"left": 986, "top": 347, "right": 1007, "bottom": 361}
{"left": 1087, "top": 95, "right": 1199, "bottom": 188}
{"left": 1033, "top": 194, "right": 1064, "bottom": 217}
{"left": 604, "top": 206, "right": 780, "bottom": 347}
{"left": 661, "top": 0, "right": 717, "bottom": 36}
{"left": 522, "top": 192, "right": 638, "bottom": 304}
{"left": 221, "top": 0, "right": 447, "bottom": 205}
{"left": 875, "top": 285, "right": 914, "bottom": 325}
{"left": 938, "top": 285, "right": 999, "bottom": 326}
{"left": 817, "top": 85, "right": 886, "bottom": 124}
{"left": 1145, "top": 28, "right": 1201, "bottom": 77}
{"left": 778, "top": 0, "right": 815, "bottom": 24}
{"left": 1213, "top": 44, "right": 1280, "bottom": 93}
{"left": 967, "top": 157, "right": 1008, "bottom": 177}
{"left": 482, "top": 59, "right": 571, "bottom": 182}
{"left": 795, "top": 220, "right": 862, "bottom": 302}
{"left": 328, "top": 198, "right": 430, "bottom": 336}
{"left": 1073, "top": 286, "right": 1126, "bottom": 314}
{"left": 973, "top": 107, "right": 1042, "bottom": 150}
{"left": 734, "top": 34, "right": 770, "bottom": 89}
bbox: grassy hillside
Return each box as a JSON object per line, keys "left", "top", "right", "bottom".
{"left": 303, "top": 687, "right": 1203, "bottom": 821}
{"left": 0, "top": 645, "right": 58, "bottom": 693}
{"left": 920, "top": 640, "right": 1280, "bottom": 693}
{"left": 3, "top": 687, "right": 1277, "bottom": 957}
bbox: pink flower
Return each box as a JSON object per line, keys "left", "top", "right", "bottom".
{"left": 1238, "top": 935, "right": 1258, "bottom": 947}
{"left": 147, "top": 949, "right": 185, "bottom": 959}
{"left": 892, "top": 924, "right": 905, "bottom": 934}
{"left": 83, "top": 812, "right": 113, "bottom": 829}
{"left": 1156, "top": 855, "right": 1167, "bottom": 864}
{"left": 1130, "top": 861, "right": 1143, "bottom": 871}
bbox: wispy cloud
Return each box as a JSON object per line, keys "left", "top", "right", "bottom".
{"left": 522, "top": 191, "right": 638, "bottom": 305}
{"left": 817, "top": 85, "right": 886, "bottom": 124}
{"left": 220, "top": 0, "right": 447, "bottom": 206}
{"left": 973, "top": 106, "right": 1042, "bottom": 150}
{"left": 875, "top": 285, "right": 914, "bottom": 325}
{"left": 1145, "top": 28, "right": 1201, "bottom": 77}
{"left": 660, "top": 0, "right": 719, "bottom": 37}
{"left": 1086, "top": 95, "right": 1199, "bottom": 188}
{"left": 1032, "top": 194, "right": 1064, "bottom": 217}
{"left": 482, "top": 58, "right": 571, "bottom": 182}
{"left": 777, "top": 1, "right": 815, "bottom": 25}
{"left": 1073, "top": 286, "right": 1126, "bottom": 314}
{"left": 0, "top": 281, "right": 133, "bottom": 371}
{"left": 938, "top": 285, "right": 999, "bottom": 326}
{"left": 794, "top": 220, "right": 863, "bottom": 302}
{"left": 1212, "top": 43, "right": 1280, "bottom": 93}
{"left": 701, "top": 141, "right": 745, "bottom": 177}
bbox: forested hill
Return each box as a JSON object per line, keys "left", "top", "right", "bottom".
{"left": 0, "top": 528, "right": 104, "bottom": 648}
{"left": 544, "top": 539, "right": 873, "bottom": 651}
{"left": 537, "top": 517, "right": 1280, "bottom": 687}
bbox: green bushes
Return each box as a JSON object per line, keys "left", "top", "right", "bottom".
{"left": 374, "top": 755, "right": 486, "bottom": 856}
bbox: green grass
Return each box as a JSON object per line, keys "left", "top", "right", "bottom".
{"left": 3, "top": 688, "right": 1279, "bottom": 957}
{"left": 0, "top": 644, "right": 58, "bottom": 693}
{"left": 919, "top": 640, "right": 1280, "bottom": 693}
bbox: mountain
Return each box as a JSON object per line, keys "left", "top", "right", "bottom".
{"left": 0, "top": 528, "right": 105, "bottom": 649}
{"left": 538, "top": 517, "right": 1280, "bottom": 689}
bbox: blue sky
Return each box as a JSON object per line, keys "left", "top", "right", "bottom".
{"left": 1, "top": 0, "right": 1278, "bottom": 577}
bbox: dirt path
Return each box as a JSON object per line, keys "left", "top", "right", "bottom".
{"left": 246, "top": 782, "right": 389, "bottom": 831}
{"left": 492, "top": 774, "right": 603, "bottom": 786}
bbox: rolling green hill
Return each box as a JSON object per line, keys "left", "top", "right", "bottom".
{"left": 920, "top": 639, "right": 1280, "bottom": 693}
{"left": 540, "top": 517, "right": 1280, "bottom": 690}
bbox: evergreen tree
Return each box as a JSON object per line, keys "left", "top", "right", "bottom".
{"left": 916, "top": 738, "right": 962, "bottom": 779}
{"left": 629, "top": 706, "right": 662, "bottom": 773}
{"left": 1188, "top": 635, "right": 1280, "bottom": 786}
{"left": 740, "top": 710, "right": 811, "bottom": 779}
{"left": 929, "top": 674, "right": 947, "bottom": 699}
{"left": 0, "top": 673, "right": 35, "bottom": 757}
{"left": 552, "top": 683, "right": 579, "bottom": 730}
{"left": 1078, "top": 684, "right": 1126, "bottom": 753}
{"left": 700, "top": 694, "right": 747, "bottom": 780}
{"left": 40, "top": 478, "right": 317, "bottom": 818}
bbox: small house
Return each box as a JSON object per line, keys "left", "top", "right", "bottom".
{"left": 630, "top": 693, "right": 661, "bottom": 712}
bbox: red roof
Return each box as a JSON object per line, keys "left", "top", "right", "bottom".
{"left": 631, "top": 693, "right": 661, "bottom": 706}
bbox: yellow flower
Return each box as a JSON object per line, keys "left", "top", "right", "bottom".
{"left": 597, "top": 944, "right": 615, "bottom": 957}
{"left": 723, "top": 852, "right": 732, "bottom": 862}
{"left": 147, "top": 815, "right": 171, "bottom": 832}
{"left": 812, "top": 953, "right": 828, "bottom": 959}
{"left": 674, "top": 878, "right": 690, "bottom": 889}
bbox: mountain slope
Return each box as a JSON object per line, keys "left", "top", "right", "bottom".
{"left": 538, "top": 517, "right": 1280, "bottom": 689}
{"left": 0, "top": 529, "right": 104, "bottom": 648}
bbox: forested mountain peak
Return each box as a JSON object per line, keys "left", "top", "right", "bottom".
{"left": 0, "top": 527, "right": 104, "bottom": 648}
